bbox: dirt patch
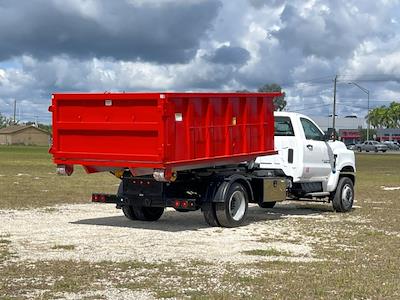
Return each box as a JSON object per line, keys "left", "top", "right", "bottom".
{"left": 54, "top": 288, "right": 154, "bottom": 300}
{"left": 0, "top": 202, "right": 343, "bottom": 264}
{"left": 380, "top": 186, "right": 400, "bottom": 191}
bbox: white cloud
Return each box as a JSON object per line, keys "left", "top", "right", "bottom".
{"left": 0, "top": 0, "right": 400, "bottom": 124}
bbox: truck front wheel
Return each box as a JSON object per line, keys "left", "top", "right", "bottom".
{"left": 332, "top": 177, "right": 354, "bottom": 212}
{"left": 215, "top": 182, "right": 249, "bottom": 227}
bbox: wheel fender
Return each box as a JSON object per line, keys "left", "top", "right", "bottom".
{"left": 327, "top": 166, "right": 355, "bottom": 192}
{"left": 212, "top": 175, "right": 253, "bottom": 203}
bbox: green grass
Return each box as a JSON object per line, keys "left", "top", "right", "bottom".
{"left": 0, "top": 147, "right": 399, "bottom": 299}
{"left": 242, "top": 248, "right": 291, "bottom": 257}
{"left": 51, "top": 244, "right": 76, "bottom": 250}
{"left": 0, "top": 235, "right": 12, "bottom": 263}
{"left": 0, "top": 145, "right": 119, "bottom": 209}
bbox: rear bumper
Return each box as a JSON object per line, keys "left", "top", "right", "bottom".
{"left": 91, "top": 193, "right": 197, "bottom": 211}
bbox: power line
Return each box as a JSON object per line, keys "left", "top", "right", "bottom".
{"left": 290, "top": 103, "right": 332, "bottom": 112}
{"left": 336, "top": 98, "right": 395, "bottom": 102}
{"left": 288, "top": 101, "right": 390, "bottom": 112}
{"left": 281, "top": 73, "right": 400, "bottom": 88}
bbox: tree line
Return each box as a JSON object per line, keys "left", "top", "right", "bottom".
{"left": 0, "top": 113, "right": 52, "bottom": 133}
{"left": 367, "top": 102, "right": 400, "bottom": 129}
{"left": 0, "top": 113, "right": 14, "bottom": 128}
{"left": 237, "top": 83, "right": 287, "bottom": 111}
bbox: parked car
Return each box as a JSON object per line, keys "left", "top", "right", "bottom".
{"left": 346, "top": 143, "right": 356, "bottom": 150}
{"left": 356, "top": 141, "right": 388, "bottom": 152}
{"left": 383, "top": 141, "right": 400, "bottom": 150}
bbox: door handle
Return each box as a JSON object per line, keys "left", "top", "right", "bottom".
{"left": 307, "top": 144, "right": 313, "bottom": 151}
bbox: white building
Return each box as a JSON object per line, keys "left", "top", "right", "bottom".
{"left": 312, "top": 116, "right": 366, "bottom": 131}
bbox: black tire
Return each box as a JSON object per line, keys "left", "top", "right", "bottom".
{"left": 215, "top": 182, "right": 249, "bottom": 227}
{"left": 332, "top": 177, "right": 354, "bottom": 212}
{"left": 134, "top": 206, "right": 164, "bottom": 221}
{"left": 122, "top": 205, "right": 138, "bottom": 220}
{"left": 258, "top": 201, "right": 276, "bottom": 208}
{"left": 118, "top": 181, "right": 163, "bottom": 221}
{"left": 382, "top": 150, "right": 387, "bottom": 153}
{"left": 202, "top": 202, "right": 220, "bottom": 227}
{"left": 118, "top": 182, "right": 138, "bottom": 221}
{"left": 374, "top": 147, "right": 378, "bottom": 153}
{"left": 357, "top": 147, "right": 362, "bottom": 152}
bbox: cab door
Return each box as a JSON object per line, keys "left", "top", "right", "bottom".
{"left": 300, "top": 117, "right": 332, "bottom": 181}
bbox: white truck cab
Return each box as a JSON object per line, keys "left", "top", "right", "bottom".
{"left": 256, "top": 112, "right": 356, "bottom": 211}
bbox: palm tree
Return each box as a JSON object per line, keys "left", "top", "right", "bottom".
{"left": 367, "top": 103, "right": 400, "bottom": 129}
{"left": 367, "top": 108, "right": 382, "bottom": 128}
{"left": 388, "top": 102, "right": 400, "bottom": 128}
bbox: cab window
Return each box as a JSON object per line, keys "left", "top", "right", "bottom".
{"left": 274, "top": 116, "right": 295, "bottom": 136}
{"left": 300, "top": 118, "right": 324, "bottom": 141}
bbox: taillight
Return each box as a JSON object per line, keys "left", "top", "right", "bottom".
{"left": 172, "top": 199, "right": 195, "bottom": 210}
{"left": 92, "top": 194, "right": 107, "bottom": 202}
{"left": 56, "top": 164, "right": 74, "bottom": 176}
{"left": 173, "top": 200, "right": 181, "bottom": 209}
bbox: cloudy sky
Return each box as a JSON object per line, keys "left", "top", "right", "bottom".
{"left": 0, "top": 0, "right": 399, "bottom": 124}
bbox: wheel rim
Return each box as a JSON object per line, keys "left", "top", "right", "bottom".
{"left": 229, "top": 190, "right": 246, "bottom": 221}
{"left": 341, "top": 184, "right": 353, "bottom": 207}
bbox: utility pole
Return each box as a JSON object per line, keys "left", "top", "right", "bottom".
{"left": 367, "top": 91, "right": 370, "bottom": 140}
{"left": 348, "top": 82, "right": 370, "bottom": 140}
{"left": 332, "top": 75, "right": 338, "bottom": 140}
{"left": 13, "top": 100, "right": 16, "bottom": 125}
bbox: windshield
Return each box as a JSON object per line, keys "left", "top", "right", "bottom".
{"left": 300, "top": 118, "right": 324, "bottom": 141}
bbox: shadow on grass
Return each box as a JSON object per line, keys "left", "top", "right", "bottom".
{"left": 71, "top": 202, "right": 333, "bottom": 232}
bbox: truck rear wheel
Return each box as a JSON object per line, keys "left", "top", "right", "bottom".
{"left": 118, "top": 182, "right": 163, "bottom": 221}
{"left": 123, "top": 205, "right": 164, "bottom": 221}
{"left": 332, "top": 177, "right": 354, "bottom": 212}
{"left": 134, "top": 206, "right": 164, "bottom": 221}
{"left": 122, "top": 206, "right": 138, "bottom": 220}
{"left": 118, "top": 183, "right": 138, "bottom": 221}
{"left": 202, "top": 202, "right": 220, "bottom": 227}
{"left": 258, "top": 201, "right": 276, "bottom": 208}
{"left": 215, "top": 182, "right": 248, "bottom": 227}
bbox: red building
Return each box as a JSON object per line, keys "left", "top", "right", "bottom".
{"left": 377, "top": 129, "right": 400, "bottom": 142}
{"left": 339, "top": 129, "right": 361, "bottom": 145}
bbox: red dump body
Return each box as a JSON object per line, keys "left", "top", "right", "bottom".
{"left": 50, "top": 92, "right": 279, "bottom": 179}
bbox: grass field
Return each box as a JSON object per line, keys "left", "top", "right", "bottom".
{"left": 0, "top": 146, "right": 119, "bottom": 209}
{"left": 0, "top": 145, "right": 399, "bottom": 299}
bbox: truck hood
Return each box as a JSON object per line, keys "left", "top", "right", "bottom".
{"left": 327, "top": 140, "right": 348, "bottom": 152}
{"left": 327, "top": 140, "right": 356, "bottom": 172}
